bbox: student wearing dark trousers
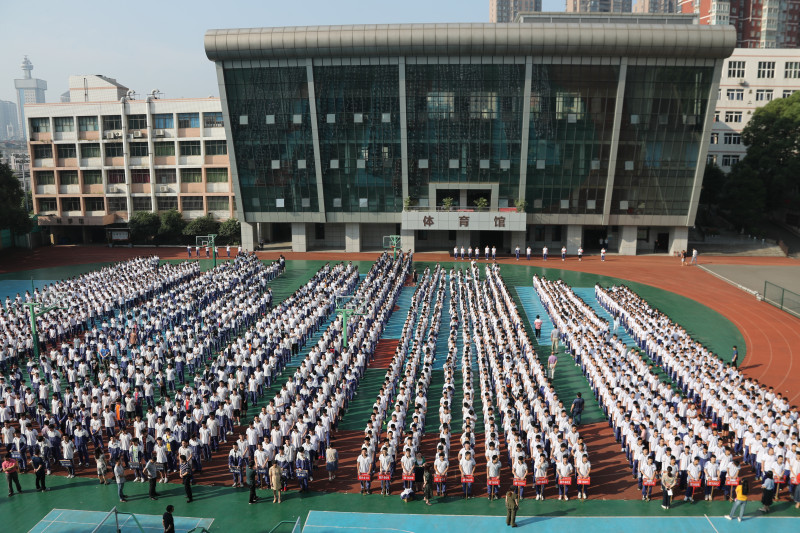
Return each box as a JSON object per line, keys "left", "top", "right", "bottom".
{"left": 246, "top": 461, "right": 258, "bottom": 504}
{"left": 32, "top": 450, "right": 48, "bottom": 492}
{"left": 145, "top": 458, "right": 159, "bottom": 500}
{"left": 180, "top": 455, "right": 193, "bottom": 503}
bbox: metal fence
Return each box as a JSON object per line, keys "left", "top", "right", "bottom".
{"left": 763, "top": 281, "right": 800, "bottom": 319}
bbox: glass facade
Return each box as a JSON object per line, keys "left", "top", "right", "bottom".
{"left": 525, "top": 65, "right": 618, "bottom": 214}
{"left": 611, "top": 66, "right": 713, "bottom": 216}
{"left": 406, "top": 64, "right": 525, "bottom": 205}
{"left": 223, "top": 67, "right": 318, "bottom": 213}
{"left": 315, "top": 66, "right": 402, "bottom": 213}
{"left": 221, "top": 61, "right": 716, "bottom": 220}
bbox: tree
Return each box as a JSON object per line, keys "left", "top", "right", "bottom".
{"left": 699, "top": 163, "right": 725, "bottom": 207}
{"left": 183, "top": 214, "right": 220, "bottom": 239}
{"left": 0, "top": 162, "right": 33, "bottom": 234}
{"left": 128, "top": 211, "right": 160, "bottom": 244}
{"left": 218, "top": 218, "right": 241, "bottom": 244}
{"left": 158, "top": 209, "right": 186, "bottom": 244}
{"left": 723, "top": 164, "right": 767, "bottom": 234}
{"left": 740, "top": 91, "right": 800, "bottom": 211}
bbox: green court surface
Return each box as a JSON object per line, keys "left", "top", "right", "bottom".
{"left": 303, "top": 510, "right": 800, "bottom": 533}
{"left": 30, "top": 508, "right": 213, "bottom": 533}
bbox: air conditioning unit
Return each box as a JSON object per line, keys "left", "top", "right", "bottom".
{"left": 132, "top": 131, "right": 143, "bottom": 138}
{"left": 738, "top": 79, "right": 747, "bottom": 86}
{"left": 159, "top": 186, "right": 169, "bottom": 193}
{"left": 105, "top": 131, "right": 116, "bottom": 139}
{"left": 108, "top": 186, "right": 118, "bottom": 193}
{"left": 153, "top": 129, "right": 165, "bottom": 137}
{"left": 113, "top": 131, "right": 122, "bottom": 138}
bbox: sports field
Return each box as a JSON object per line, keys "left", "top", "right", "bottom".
{"left": 0, "top": 246, "right": 797, "bottom": 532}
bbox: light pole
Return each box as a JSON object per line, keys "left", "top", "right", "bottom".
{"left": 22, "top": 280, "right": 66, "bottom": 360}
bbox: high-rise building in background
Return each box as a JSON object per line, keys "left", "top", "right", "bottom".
{"left": 25, "top": 75, "right": 234, "bottom": 244}
{"left": 14, "top": 56, "right": 47, "bottom": 140}
{"left": 632, "top": 0, "right": 678, "bottom": 13}
{"left": 566, "top": 0, "right": 633, "bottom": 12}
{"left": 490, "top": 0, "right": 542, "bottom": 22}
{"left": 0, "top": 100, "right": 19, "bottom": 140}
{"left": 680, "top": 0, "right": 800, "bottom": 48}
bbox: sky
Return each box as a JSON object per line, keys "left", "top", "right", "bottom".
{"left": 0, "top": 0, "right": 566, "bottom": 104}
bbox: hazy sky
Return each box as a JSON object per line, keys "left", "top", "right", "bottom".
{"left": 0, "top": 0, "right": 565, "bottom": 104}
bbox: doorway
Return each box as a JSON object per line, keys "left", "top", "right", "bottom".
{"left": 583, "top": 227, "right": 608, "bottom": 250}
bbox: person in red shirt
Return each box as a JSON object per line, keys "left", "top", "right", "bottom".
{"left": 3, "top": 453, "right": 22, "bottom": 497}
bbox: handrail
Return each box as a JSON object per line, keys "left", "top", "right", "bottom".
{"left": 267, "top": 518, "right": 301, "bottom": 533}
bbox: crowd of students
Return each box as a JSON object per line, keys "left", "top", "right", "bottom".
{"left": 597, "top": 284, "right": 800, "bottom": 508}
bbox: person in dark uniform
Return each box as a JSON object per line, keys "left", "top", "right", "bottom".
{"left": 179, "top": 455, "right": 192, "bottom": 503}
{"left": 505, "top": 489, "right": 519, "bottom": 527}
{"left": 246, "top": 460, "right": 258, "bottom": 504}
{"left": 162, "top": 505, "right": 175, "bottom": 533}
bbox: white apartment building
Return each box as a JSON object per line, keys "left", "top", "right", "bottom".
{"left": 709, "top": 48, "right": 800, "bottom": 172}
{"left": 25, "top": 75, "right": 234, "bottom": 243}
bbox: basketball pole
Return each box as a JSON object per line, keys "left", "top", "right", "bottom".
{"left": 24, "top": 278, "right": 66, "bottom": 361}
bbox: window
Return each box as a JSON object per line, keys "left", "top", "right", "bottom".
{"left": 757, "top": 61, "right": 775, "bottom": 78}
{"left": 755, "top": 89, "right": 773, "bottom": 102}
{"left": 57, "top": 144, "right": 77, "bottom": 159}
{"left": 181, "top": 196, "right": 204, "bottom": 210}
{"left": 785, "top": 62, "right": 800, "bottom": 79}
{"left": 784, "top": 90, "right": 798, "bottom": 98}
{"left": 427, "top": 91, "right": 455, "bottom": 119}
{"left": 81, "top": 143, "right": 100, "bottom": 158}
{"left": 181, "top": 169, "right": 202, "bottom": 183}
{"left": 707, "top": 154, "right": 717, "bottom": 165}
{"left": 130, "top": 170, "right": 150, "bottom": 184}
{"left": 54, "top": 117, "right": 74, "bottom": 132}
{"left": 206, "top": 168, "right": 228, "bottom": 182}
{"left": 38, "top": 199, "right": 57, "bottom": 212}
{"left": 108, "top": 197, "right": 127, "bottom": 212}
{"left": 722, "top": 154, "right": 740, "bottom": 167}
{"left": 724, "top": 111, "right": 743, "bottom": 123}
{"left": 102, "top": 115, "right": 122, "bottom": 130}
{"left": 177, "top": 113, "right": 200, "bottom": 128}
{"left": 727, "top": 60, "right": 746, "bottom": 78}
{"left": 61, "top": 198, "right": 81, "bottom": 212}
{"left": 204, "top": 140, "right": 227, "bottom": 155}
{"left": 469, "top": 92, "right": 498, "bottom": 119}
{"left": 727, "top": 88, "right": 744, "bottom": 100}
{"left": 83, "top": 170, "right": 102, "bottom": 185}
{"left": 33, "top": 145, "right": 52, "bottom": 159}
{"left": 105, "top": 143, "right": 123, "bottom": 157}
{"left": 203, "top": 112, "right": 223, "bottom": 128}
{"left": 127, "top": 115, "right": 146, "bottom": 130}
{"left": 207, "top": 197, "right": 229, "bottom": 211}
{"left": 132, "top": 197, "right": 152, "bottom": 211}
{"left": 156, "top": 196, "right": 178, "bottom": 211}
{"left": 78, "top": 116, "right": 98, "bottom": 131}
{"left": 59, "top": 171, "right": 79, "bottom": 185}
{"left": 156, "top": 169, "right": 177, "bottom": 184}
{"left": 723, "top": 133, "right": 742, "bottom": 145}
{"left": 179, "top": 141, "right": 201, "bottom": 156}
{"left": 30, "top": 118, "right": 49, "bottom": 133}
{"left": 714, "top": 111, "right": 720, "bottom": 122}
{"left": 710, "top": 133, "right": 719, "bottom": 144}
{"left": 130, "top": 142, "right": 148, "bottom": 157}
{"left": 153, "top": 114, "right": 174, "bottom": 129}
{"left": 35, "top": 171, "right": 55, "bottom": 185}
{"left": 154, "top": 142, "right": 175, "bottom": 156}
{"left": 107, "top": 170, "right": 126, "bottom": 184}
{"left": 85, "top": 198, "right": 105, "bottom": 212}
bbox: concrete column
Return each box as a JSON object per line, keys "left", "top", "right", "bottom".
{"left": 511, "top": 231, "right": 526, "bottom": 254}
{"left": 240, "top": 221, "right": 258, "bottom": 252}
{"left": 400, "top": 227, "right": 415, "bottom": 254}
{"left": 619, "top": 225, "right": 638, "bottom": 255}
{"left": 455, "top": 230, "right": 470, "bottom": 249}
{"left": 669, "top": 226, "right": 688, "bottom": 255}
{"left": 566, "top": 225, "right": 582, "bottom": 255}
{"left": 345, "top": 223, "right": 361, "bottom": 253}
{"left": 291, "top": 222, "right": 307, "bottom": 252}
{"left": 82, "top": 227, "right": 91, "bottom": 244}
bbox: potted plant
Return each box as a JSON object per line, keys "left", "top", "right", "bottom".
{"left": 475, "top": 197, "right": 489, "bottom": 210}
{"left": 515, "top": 199, "right": 527, "bottom": 213}
{"left": 442, "top": 197, "right": 455, "bottom": 211}
{"left": 404, "top": 196, "right": 414, "bottom": 210}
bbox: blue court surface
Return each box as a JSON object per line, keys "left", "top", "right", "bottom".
{"left": 302, "top": 511, "right": 800, "bottom": 533}
{"left": 0, "top": 279, "right": 58, "bottom": 300}
{"left": 29, "top": 509, "right": 213, "bottom": 533}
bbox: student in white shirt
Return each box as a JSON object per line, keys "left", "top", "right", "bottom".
{"left": 356, "top": 448, "right": 372, "bottom": 495}
{"left": 459, "top": 451, "right": 476, "bottom": 499}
